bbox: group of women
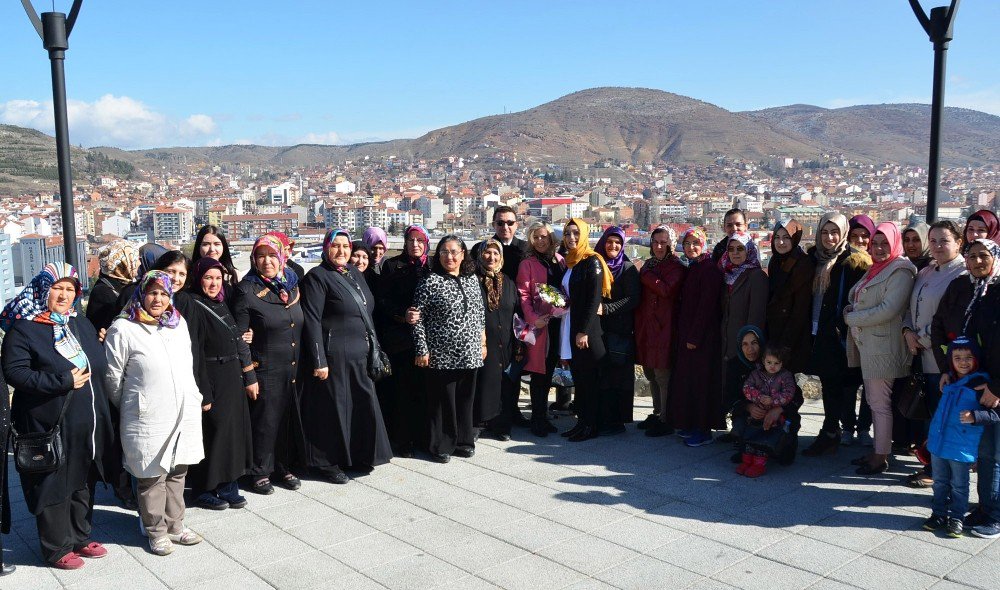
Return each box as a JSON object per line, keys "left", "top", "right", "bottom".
{"left": 3, "top": 206, "right": 1000, "bottom": 571}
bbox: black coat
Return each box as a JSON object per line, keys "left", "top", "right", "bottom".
{"left": 300, "top": 264, "right": 392, "bottom": 469}
{"left": 807, "top": 247, "right": 870, "bottom": 379}
{"left": 172, "top": 291, "right": 212, "bottom": 401}
{"left": 1, "top": 316, "right": 115, "bottom": 514}
{"left": 766, "top": 250, "right": 816, "bottom": 373}
{"left": 475, "top": 276, "right": 518, "bottom": 424}
{"left": 232, "top": 279, "right": 303, "bottom": 399}
{"left": 1, "top": 369, "right": 10, "bottom": 535}
{"left": 85, "top": 274, "right": 129, "bottom": 332}
{"left": 186, "top": 293, "right": 255, "bottom": 491}
{"left": 600, "top": 260, "right": 641, "bottom": 423}
{"left": 601, "top": 261, "right": 641, "bottom": 338}
{"left": 286, "top": 259, "right": 306, "bottom": 283}
{"left": 568, "top": 255, "right": 606, "bottom": 360}
{"left": 932, "top": 277, "right": 1000, "bottom": 396}
{"left": 377, "top": 254, "right": 431, "bottom": 355}
{"left": 472, "top": 236, "right": 527, "bottom": 281}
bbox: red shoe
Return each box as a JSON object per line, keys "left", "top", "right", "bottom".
{"left": 76, "top": 542, "right": 108, "bottom": 559}
{"left": 52, "top": 552, "right": 85, "bottom": 570}
{"left": 744, "top": 455, "right": 768, "bottom": 478}
{"left": 735, "top": 453, "right": 754, "bottom": 475}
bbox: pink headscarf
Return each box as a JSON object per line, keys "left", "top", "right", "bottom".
{"left": 856, "top": 221, "right": 903, "bottom": 292}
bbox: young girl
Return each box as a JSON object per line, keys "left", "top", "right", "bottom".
{"left": 735, "top": 345, "right": 797, "bottom": 477}
{"left": 924, "top": 336, "right": 996, "bottom": 538}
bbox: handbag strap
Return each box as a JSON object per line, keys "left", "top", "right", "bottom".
{"left": 193, "top": 298, "right": 236, "bottom": 333}
{"left": 330, "top": 271, "right": 378, "bottom": 337}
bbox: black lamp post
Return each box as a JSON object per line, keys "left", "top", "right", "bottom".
{"left": 21, "top": 0, "right": 84, "bottom": 270}
{"left": 909, "top": 0, "right": 960, "bottom": 223}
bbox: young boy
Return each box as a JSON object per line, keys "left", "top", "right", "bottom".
{"left": 924, "top": 336, "right": 997, "bottom": 537}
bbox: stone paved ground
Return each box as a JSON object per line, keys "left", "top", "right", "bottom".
{"left": 3, "top": 395, "right": 998, "bottom": 590}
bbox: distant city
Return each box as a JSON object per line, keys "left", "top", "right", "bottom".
{"left": 1, "top": 146, "right": 998, "bottom": 307}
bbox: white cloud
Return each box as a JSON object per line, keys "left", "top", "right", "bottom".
{"left": 298, "top": 131, "right": 341, "bottom": 144}
{"left": 0, "top": 94, "right": 217, "bottom": 149}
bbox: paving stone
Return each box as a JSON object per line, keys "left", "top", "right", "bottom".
{"left": 536, "top": 535, "right": 640, "bottom": 576}
{"left": 650, "top": 534, "right": 752, "bottom": 577}
{"left": 323, "top": 532, "right": 422, "bottom": 572}
{"left": 942, "top": 553, "right": 1000, "bottom": 590}
{"left": 62, "top": 567, "right": 170, "bottom": 590}
{"left": 538, "top": 501, "right": 631, "bottom": 533}
{"left": 253, "top": 550, "right": 354, "bottom": 590}
{"left": 181, "top": 568, "right": 274, "bottom": 590}
{"left": 364, "top": 552, "right": 469, "bottom": 590}
{"left": 928, "top": 580, "right": 984, "bottom": 590}
{"left": 757, "top": 535, "right": 861, "bottom": 576}
{"left": 826, "top": 554, "right": 939, "bottom": 590}
{"left": 255, "top": 497, "right": 340, "bottom": 530}
{"left": 216, "top": 528, "right": 316, "bottom": 570}
{"left": 285, "top": 511, "right": 378, "bottom": 550}
{"left": 592, "top": 554, "right": 702, "bottom": 589}
{"left": 713, "top": 555, "right": 821, "bottom": 590}
{"left": 477, "top": 553, "right": 585, "bottom": 590}
{"left": 343, "top": 496, "right": 436, "bottom": 532}
{"left": 488, "top": 515, "right": 583, "bottom": 553}
{"left": 590, "top": 515, "right": 687, "bottom": 553}
{"left": 435, "top": 575, "right": 504, "bottom": 589}
{"left": 423, "top": 531, "right": 528, "bottom": 573}
{"left": 391, "top": 516, "right": 479, "bottom": 552}
{"left": 442, "top": 498, "right": 534, "bottom": 531}
{"left": 868, "top": 534, "right": 970, "bottom": 577}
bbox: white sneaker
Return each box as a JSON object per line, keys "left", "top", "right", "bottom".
{"left": 857, "top": 431, "right": 874, "bottom": 447}
{"left": 149, "top": 537, "right": 174, "bottom": 556}
{"left": 168, "top": 529, "right": 203, "bottom": 546}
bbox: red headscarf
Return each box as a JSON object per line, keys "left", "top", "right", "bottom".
{"left": 856, "top": 221, "right": 903, "bottom": 292}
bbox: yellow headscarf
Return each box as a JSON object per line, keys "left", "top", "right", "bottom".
{"left": 562, "top": 218, "right": 613, "bottom": 298}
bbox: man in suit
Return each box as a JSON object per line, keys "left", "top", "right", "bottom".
{"left": 712, "top": 208, "right": 748, "bottom": 261}
{"left": 471, "top": 205, "right": 526, "bottom": 280}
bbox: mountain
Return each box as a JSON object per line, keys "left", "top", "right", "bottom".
{"left": 5, "top": 88, "right": 1000, "bottom": 192}
{"left": 744, "top": 103, "right": 1000, "bottom": 166}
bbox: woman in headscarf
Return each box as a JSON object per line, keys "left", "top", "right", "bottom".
{"left": 635, "top": 226, "right": 686, "bottom": 437}
{"left": 376, "top": 224, "right": 432, "bottom": 457}
{"left": 105, "top": 271, "right": 204, "bottom": 556}
{"left": 848, "top": 214, "right": 876, "bottom": 251}
{"left": 475, "top": 239, "right": 520, "bottom": 441}
{"left": 765, "top": 219, "right": 815, "bottom": 374}
{"left": 802, "top": 213, "right": 872, "bottom": 457}
{"left": 962, "top": 210, "right": 1000, "bottom": 254}
{"left": 719, "top": 232, "right": 768, "bottom": 367}
{"left": 903, "top": 220, "right": 932, "bottom": 271}
{"left": 844, "top": 222, "right": 917, "bottom": 475}
{"left": 265, "top": 231, "right": 305, "bottom": 281}
{"left": 669, "top": 227, "right": 725, "bottom": 444}
{"left": 115, "top": 243, "right": 168, "bottom": 310}
{"left": 191, "top": 225, "right": 240, "bottom": 289}
{"left": 516, "top": 221, "right": 566, "bottom": 437}
{"left": 300, "top": 229, "right": 392, "bottom": 482}
{"left": 559, "top": 218, "right": 613, "bottom": 442}
{"left": 1, "top": 264, "right": 115, "bottom": 569}
{"left": 350, "top": 241, "right": 372, "bottom": 274}
{"left": 933, "top": 238, "right": 1000, "bottom": 537}
{"left": 413, "top": 236, "right": 486, "bottom": 462}
{"left": 723, "top": 325, "right": 765, "bottom": 446}
{"left": 87, "top": 240, "right": 140, "bottom": 332}
{"left": 595, "top": 226, "right": 641, "bottom": 433}
{"left": 903, "top": 220, "right": 966, "bottom": 487}
{"left": 362, "top": 226, "right": 389, "bottom": 271}
{"left": 185, "top": 257, "right": 256, "bottom": 510}
{"left": 232, "top": 234, "right": 304, "bottom": 495}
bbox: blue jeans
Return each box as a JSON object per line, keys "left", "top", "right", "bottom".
{"left": 978, "top": 423, "right": 1000, "bottom": 522}
{"left": 931, "top": 455, "right": 972, "bottom": 520}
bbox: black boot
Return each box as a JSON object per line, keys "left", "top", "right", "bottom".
{"left": 549, "top": 386, "right": 573, "bottom": 412}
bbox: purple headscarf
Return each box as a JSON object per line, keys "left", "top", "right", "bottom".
{"left": 849, "top": 214, "right": 876, "bottom": 241}
{"left": 191, "top": 257, "right": 227, "bottom": 303}
{"left": 362, "top": 227, "right": 388, "bottom": 261}
{"left": 595, "top": 226, "right": 628, "bottom": 278}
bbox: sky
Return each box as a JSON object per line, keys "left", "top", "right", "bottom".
{"left": 1, "top": 1, "right": 998, "bottom": 150}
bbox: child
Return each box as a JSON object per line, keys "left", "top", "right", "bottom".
{"left": 735, "top": 345, "right": 797, "bottom": 477}
{"left": 923, "top": 336, "right": 996, "bottom": 538}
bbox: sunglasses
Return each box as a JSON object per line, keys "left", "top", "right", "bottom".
{"left": 494, "top": 220, "right": 516, "bottom": 227}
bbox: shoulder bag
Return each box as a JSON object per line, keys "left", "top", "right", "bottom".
{"left": 331, "top": 272, "right": 392, "bottom": 382}
{"left": 11, "top": 387, "right": 75, "bottom": 474}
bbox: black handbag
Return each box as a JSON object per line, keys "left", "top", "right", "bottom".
{"left": 10, "top": 388, "right": 75, "bottom": 475}
{"left": 894, "top": 363, "right": 930, "bottom": 421}
{"left": 331, "top": 272, "right": 392, "bottom": 382}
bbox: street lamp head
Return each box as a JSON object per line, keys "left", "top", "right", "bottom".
{"left": 909, "top": 0, "right": 959, "bottom": 44}
{"left": 21, "top": 0, "right": 83, "bottom": 50}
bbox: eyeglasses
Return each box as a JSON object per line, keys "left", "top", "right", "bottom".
{"left": 440, "top": 250, "right": 463, "bottom": 257}
{"left": 494, "top": 220, "right": 516, "bottom": 227}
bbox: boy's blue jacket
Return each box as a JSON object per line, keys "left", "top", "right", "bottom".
{"left": 928, "top": 372, "right": 991, "bottom": 463}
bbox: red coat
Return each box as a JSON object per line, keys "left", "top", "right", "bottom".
{"left": 516, "top": 254, "right": 565, "bottom": 375}
{"left": 635, "top": 256, "right": 687, "bottom": 369}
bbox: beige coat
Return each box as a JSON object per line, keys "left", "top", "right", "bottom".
{"left": 844, "top": 257, "right": 917, "bottom": 380}
{"left": 104, "top": 316, "right": 204, "bottom": 478}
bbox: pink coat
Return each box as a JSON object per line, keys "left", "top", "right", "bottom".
{"left": 516, "top": 254, "right": 565, "bottom": 375}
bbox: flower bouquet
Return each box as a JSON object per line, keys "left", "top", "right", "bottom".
{"left": 537, "top": 283, "right": 568, "bottom": 317}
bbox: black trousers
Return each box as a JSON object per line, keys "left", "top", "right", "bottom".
{"left": 528, "top": 323, "right": 561, "bottom": 420}
{"left": 383, "top": 350, "right": 427, "bottom": 451}
{"left": 487, "top": 370, "right": 520, "bottom": 435}
{"left": 571, "top": 353, "right": 604, "bottom": 430}
{"left": 426, "top": 368, "right": 477, "bottom": 455}
{"left": 249, "top": 373, "right": 297, "bottom": 478}
{"left": 820, "top": 374, "right": 861, "bottom": 435}
{"left": 35, "top": 484, "right": 93, "bottom": 563}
